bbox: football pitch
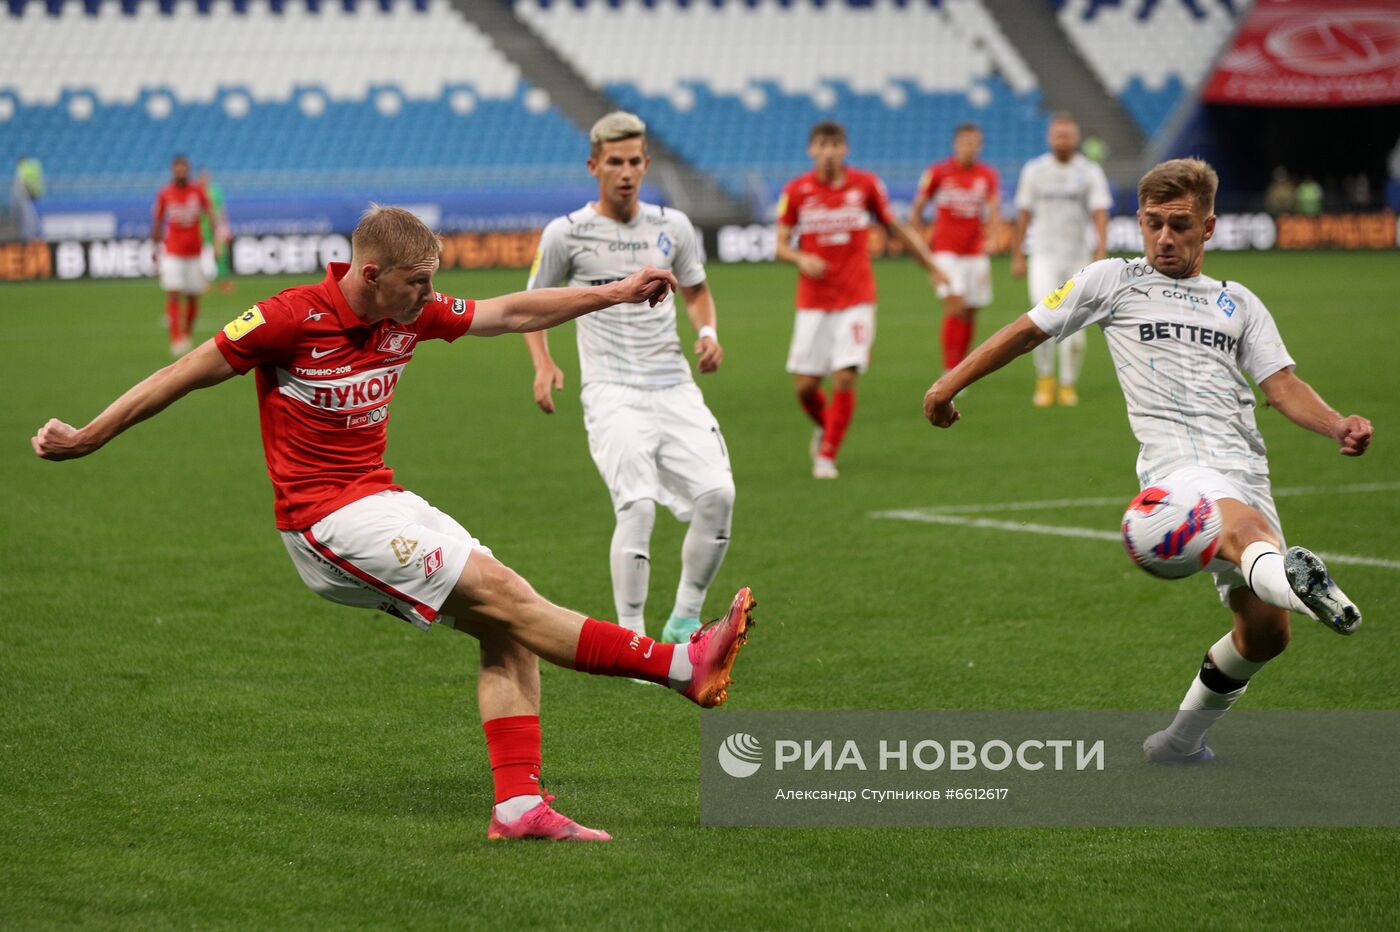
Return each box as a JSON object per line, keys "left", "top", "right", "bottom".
{"left": 3, "top": 251, "right": 1397, "bottom": 928}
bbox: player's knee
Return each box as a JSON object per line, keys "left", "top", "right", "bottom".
{"left": 693, "top": 485, "right": 735, "bottom": 526}
{"left": 614, "top": 498, "right": 657, "bottom": 542}
{"left": 474, "top": 559, "right": 545, "bottom": 619}
{"left": 1218, "top": 500, "right": 1278, "bottom": 560}
{"left": 831, "top": 368, "right": 858, "bottom": 391}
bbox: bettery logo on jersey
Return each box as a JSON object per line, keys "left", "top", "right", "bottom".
{"left": 1137, "top": 321, "right": 1240, "bottom": 355}
{"left": 377, "top": 331, "right": 416, "bottom": 356}
{"left": 223, "top": 306, "right": 266, "bottom": 341}
{"left": 1042, "top": 279, "right": 1075, "bottom": 310}
{"left": 1217, "top": 290, "right": 1237, "bottom": 318}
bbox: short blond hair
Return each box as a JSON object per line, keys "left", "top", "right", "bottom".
{"left": 1138, "top": 158, "right": 1218, "bottom": 215}
{"left": 351, "top": 204, "right": 441, "bottom": 270}
{"left": 590, "top": 111, "right": 646, "bottom": 156}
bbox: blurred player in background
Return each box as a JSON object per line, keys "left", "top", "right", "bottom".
{"left": 1011, "top": 113, "right": 1112, "bottom": 408}
{"left": 198, "top": 168, "right": 234, "bottom": 295}
{"left": 525, "top": 112, "right": 732, "bottom": 646}
{"left": 33, "top": 206, "right": 756, "bottom": 842}
{"left": 777, "top": 120, "right": 945, "bottom": 479}
{"left": 911, "top": 123, "right": 1001, "bottom": 374}
{"left": 152, "top": 155, "right": 211, "bottom": 356}
{"left": 924, "top": 159, "right": 1372, "bottom": 763}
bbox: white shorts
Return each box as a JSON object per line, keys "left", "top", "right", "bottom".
{"left": 581, "top": 381, "right": 733, "bottom": 521}
{"left": 279, "top": 489, "right": 489, "bottom": 631}
{"left": 160, "top": 251, "right": 207, "bottom": 295}
{"left": 1027, "top": 255, "right": 1086, "bottom": 307}
{"left": 933, "top": 253, "right": 992, "bottom": 308}
{"left": 785, "top": 303, "right": 875, "bottom": 376}
{"left": 1153, "top": 465, "right": 1284, "bottom": 606}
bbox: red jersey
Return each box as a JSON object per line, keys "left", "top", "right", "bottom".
{"left": 916, "top": 159, "right": 999, "bottom": 255}
{"left": 154, "top": 183, "right": 211, "bottom": 257}
{"left": 213, "top": 263, "right": 475, "bottom": 530}
{"left": 777, "top": 167, "right": 894, "bottom": 311}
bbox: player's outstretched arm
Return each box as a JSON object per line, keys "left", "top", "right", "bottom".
{"left": 32, "top": 340, "right": 237, "bottom": 461}
{"left": 923, "top": 314, "right": 1051, "bottom": 428}
{"left": 470, "top": 266, "right": 679, "bottom": 337}
{"left": 1258, "top": 369, "right": 1373, "bottom": 457}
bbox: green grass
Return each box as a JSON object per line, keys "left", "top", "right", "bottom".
{"left": 2, "top": 252, "right": 1397, "bottom": 929}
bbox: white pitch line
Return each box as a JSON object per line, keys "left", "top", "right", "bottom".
{"left": 871, "top": 510, "right": 1400, "bottom": 571}
{"left": 905, "top": 481, "right": 1400, "bottom": 516}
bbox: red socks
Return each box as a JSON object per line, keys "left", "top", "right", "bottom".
{"left": 573, "top": 617, "right": 674, "bottom": 686}
{"left": 183, "top": 296, "right": 199, "bottom": 336}
{"left": 165, "top": 294, "right": 181, "bottom": 342}
{"left": 941, "top": 315, "right": 975, "bottom": 370}
{"left": 799, "top": 387, "right": 827, "bottom": 427}
{"left": 482, "top": 714, "right": 542, "bottom": 803}
{"left": 818, "top": 389, "right": 855, "bottom": 461}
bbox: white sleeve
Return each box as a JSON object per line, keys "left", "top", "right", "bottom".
{"left": 669, "top": 212, "right": 707, "bottom": 289}
{"left": 1026, "top": 258, "right": 1118, "bottom": 342}
{"left": 1237, "top": 289, "right": 1296, "bottom": 384}
{"left": 1087, "top": 163, "right": 1113, "bottom": 212}
{"left": 526, "top": 219, "right": 571, "bottom": 290}
{"left": 1013, "top": 161, "right": 1036, "bottom": 212}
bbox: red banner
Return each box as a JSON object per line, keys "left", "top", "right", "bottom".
{"left": 1203, "top": 0, "right": 1400, "bottom": 106}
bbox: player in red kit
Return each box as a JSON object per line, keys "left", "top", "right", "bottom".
{"left": 910, "top": 123, "right": 1001, "bottom": 372}
{"left": 152, "top": 155, "right": 213, "bottom": 357}
{"left": 33, "top": 206, "right": 756, "bottom": 843}
{"left": 776, "top": 121, "right": 945, "bottom": 479}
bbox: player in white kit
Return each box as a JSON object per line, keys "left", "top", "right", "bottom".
{"left": 924, "top": 159, "right": 1372, "bottom": 763}
{"left": 525, "top": 112, "right": 733, "bottom": 646}
{"left": 1010, "top": 114, "right": 1112, "bottom": 408}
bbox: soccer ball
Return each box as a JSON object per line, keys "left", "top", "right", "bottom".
{"left": 1121, "top": 481, "right": 1223, "bottom": 579}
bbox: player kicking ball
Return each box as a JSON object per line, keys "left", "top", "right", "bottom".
{"left": 923, "top": 159, "right": 1372, "bottom": 763}
{"left": 525, "top": 112, "right": 732, "bottom": 646}
{"left": 776, "top": 121, "right": 945, "bottom": 479}
{"left": 32, "top": 206, "right": 756, "bottom": 841}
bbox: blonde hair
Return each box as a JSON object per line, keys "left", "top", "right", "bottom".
{"left": 590, "top": 111, "right": 646, "bottom": 156}
{"left": 351, "top": 204, "right": 441, "bottom": 269}
{"left": 1137, "top": 158, "right": 1218, "bottom": 215}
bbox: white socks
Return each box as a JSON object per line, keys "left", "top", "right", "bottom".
{"left": 672, "top": 486, "right": 735, "bottom": 620}
{"left": 1031, "top": 331, "right": 1085, "bottom": 384}
{"left": 609, "top": 499, "right": 656, "bottom": 635}
{"left": 1163, "top": 631, "right": 1268, "bottom": 752}
{"left": 668, "top": 645, "right": 694, "bottom": 692}
{"left": 494, "top": 794, "right": 544, "bottom": 823}
{"left": 1240, "top": 540, "right": 1312, "bottom": 616}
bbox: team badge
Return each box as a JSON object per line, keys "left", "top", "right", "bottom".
{"left": 657, "top": 230, "right": 673, "bottom": 257}
{"left": 1042, "top": 279, "right": 1075, "bottom": 310}
{"left": 423, "top": 548, "right": 444, "bottom": 579}
{"left": 223, "top": 306, "right": 265, "bottom": 341}
{"left": 1217, "top": 291, "right": 1237, "bottom": 318}
{"left": 378, "top": 330, "right": 416, "bottom": 356}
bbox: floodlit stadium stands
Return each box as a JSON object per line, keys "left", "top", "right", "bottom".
{"left": 515, "top": 0, "right": 1051, "bottom": 202}
{"left": 1055, "top": 0, "right": 1250, "bottom": 139}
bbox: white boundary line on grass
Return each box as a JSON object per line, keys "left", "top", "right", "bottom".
{"left": 871, "top": 481, "right": 1400, "bottom": 571}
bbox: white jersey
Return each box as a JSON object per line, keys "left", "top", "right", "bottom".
{"left": 1027, "top": 257, "right": 1296, "bottom": 481}
{"left": 527, "top": 202, "right": 707, "bottom": 387}
{"left": 1014, "top": 153, "right": 1112, "bottom": 264}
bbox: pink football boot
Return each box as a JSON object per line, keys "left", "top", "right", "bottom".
{"left": 683, "top": 587, "right": 756, "bottom": 708}
{"left": 487, "top": 796, "right": 612, "bottom": 843}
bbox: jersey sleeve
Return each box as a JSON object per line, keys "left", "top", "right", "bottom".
{"left": 866, "top": 173, "right": 895, "bottom": 226}
{"left": 213, "top": 296, "right": 299, "bottom": 374}
{"left": 1013, "top": 162, "right": 1035, "bottom": 212}
{"left": 417, "top": 292, "right": 477, "bottom": 343}
{"left": 1237, "top": 289, "right": 1296, "bottom": 384}
{"left": 1087, "top": 163, "right": 1113, "bottom": 212}
{"left": 776, "top": 181, "right": 799, "bottom": 227}
{"left": 916, "top": 164, "right": 940, "bottom": 202}
{"left": 669, "top": 212, "right": 707, "bottom": 289}
{"left": 526, "top": 219, "right": 572, "bottom": 290}
{"left": 1026, "top": 258, "right": 1118, "bottom": 341}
